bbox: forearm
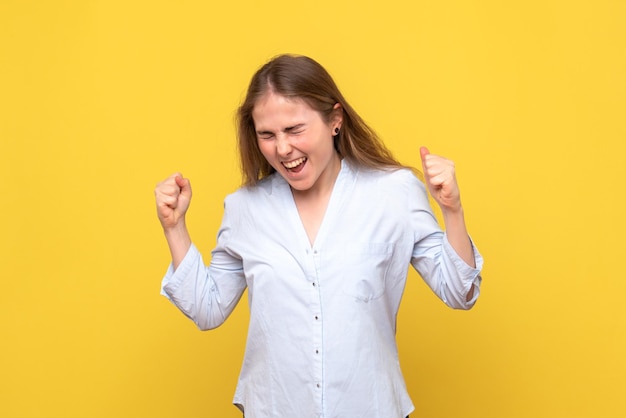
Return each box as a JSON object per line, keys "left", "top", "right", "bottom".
{"left": 164, "top": 222, "right": 192, "bottom": 270}
{"left": 443, "top": 206, "right": 480, "bottom": 302}
{"left": 441, "top": 206, "right": 475, "bottom": 268}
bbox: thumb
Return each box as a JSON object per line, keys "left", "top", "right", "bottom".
{"left": 175, "top": 175, "right": 192, "bottom": 198}
{"left": 420, "top": 146, "right": 430, "bottom": 163}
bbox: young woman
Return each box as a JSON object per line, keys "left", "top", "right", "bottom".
{"left": 155, "top": 54, "right": 483, "bottom": 418}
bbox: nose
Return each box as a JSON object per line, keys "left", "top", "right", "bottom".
{"left": 275, "top": 134, "right": 292, "bottom": 156}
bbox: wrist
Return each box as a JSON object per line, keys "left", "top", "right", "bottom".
{"left": 164, "top": 222, "right": 192, "bottom": 270}
{"left": 441, "top": 204, "right": 464, "bottom": 220}
{"left": 163, "top": 221, "right": 190, "bottom": 242}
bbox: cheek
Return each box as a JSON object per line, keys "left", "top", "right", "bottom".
{"left": 257, "top": 140, "right": 273, "bottom": 159}
{"left": 257, "top": 141, "right": 283, "bottom": 171}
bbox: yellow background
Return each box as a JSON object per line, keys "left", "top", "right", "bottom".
{"left": 1, "top": 1, "right": 625, "bottom": 417}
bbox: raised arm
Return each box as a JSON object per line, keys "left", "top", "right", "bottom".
{"left": 420, "top": 147, "right": 479, "bottom": 302}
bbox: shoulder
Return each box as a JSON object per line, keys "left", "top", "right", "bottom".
{"left": 343, "top": 165, "right": 426, "bottom": 215}
{"left": 356, "top": 165, "right": 425, "bottom": 193}
{"left": 223, "top": 174, "right": 280, "bottom": 212}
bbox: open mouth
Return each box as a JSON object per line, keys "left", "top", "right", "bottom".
{"left": 282, "top": 157, "right": 307, "bottom": 172}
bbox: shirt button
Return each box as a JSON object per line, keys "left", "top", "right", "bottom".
{"left": 314, "top": 315, "right": 319, "bottom": 320}
{"left": 312, "top": 282, "right": 316, "bottom": 287}
{"left": 316, "top": 383, "right": 321, "bottom": 388}
{"left": 315, "top": 349, "right": 319, "bottom": 354}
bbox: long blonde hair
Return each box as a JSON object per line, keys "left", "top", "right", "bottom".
{"left": 236, "top": 54, "right": 405, "bottom": 186}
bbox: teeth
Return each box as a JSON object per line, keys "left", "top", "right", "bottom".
{"left": 283, "top": 157, "right": 306, "bottom": 169}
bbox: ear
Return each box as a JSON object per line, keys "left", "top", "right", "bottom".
{"left": 331, "top": 102, "right": 343, "bottom": 129}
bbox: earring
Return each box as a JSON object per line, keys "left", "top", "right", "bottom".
{"left": 334, "top": 127, "right": 340, "bottom": 135}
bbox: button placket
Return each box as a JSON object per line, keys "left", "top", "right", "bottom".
{"left": 310, "top": 246, "right": 324, "bottom": 413}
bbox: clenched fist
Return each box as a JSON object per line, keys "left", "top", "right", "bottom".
{"left": 155, "top": 173, "right": 192, "bottom": 231}
{"left": 420, "top": 147, "right": 462, "bottom": 214}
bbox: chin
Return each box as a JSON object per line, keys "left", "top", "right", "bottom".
{"left": 287, "top": 180, "right": 313, "bottom": 192}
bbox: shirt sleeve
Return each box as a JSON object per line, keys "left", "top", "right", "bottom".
{"left": 160, "top": 202, "right": 247, "bottom": 330}
{"left": 407, "top": 172, "right": 484, "bottom": 309}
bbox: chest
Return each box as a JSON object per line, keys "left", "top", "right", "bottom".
{"left": 234, "top": 188, "right": 411, "bottom": 284}
{"left": 293, "top": 192, "right": 332, "bottom": 246}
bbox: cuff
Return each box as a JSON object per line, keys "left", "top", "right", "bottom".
{"left": 160, "top": 243, "right": 200, "bottom": 298}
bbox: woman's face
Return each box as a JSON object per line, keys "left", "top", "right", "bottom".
{"left": 253, "top": 91, "right": 342, "bottom": 196}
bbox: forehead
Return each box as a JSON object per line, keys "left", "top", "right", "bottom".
{"left": 252, "top": 92, "right": 320, "bottom": 129}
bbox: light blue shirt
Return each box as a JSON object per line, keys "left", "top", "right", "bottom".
{"left": 161, "top": 160, "right": 483, "bottom": 418}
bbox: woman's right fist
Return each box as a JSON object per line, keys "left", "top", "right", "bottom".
{"left": 155, "top": 173, "right": 192, "bottom": 230}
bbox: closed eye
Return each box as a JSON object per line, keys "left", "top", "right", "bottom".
{"left": 256, "top": 124, "right": 305, "bottom": 139}
{"left": 257, "top": 131, "right": 274, "bottom": 140}
{"left": 285, "top": 124, "right": 305, "bottom": 135}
